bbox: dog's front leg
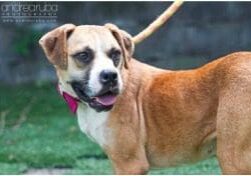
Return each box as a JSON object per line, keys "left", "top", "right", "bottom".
{"left": 107, "top": 145, "right": 149, "bottom": 174}
{"left": 105, "top": 125, "right": 149, "bottom": 174}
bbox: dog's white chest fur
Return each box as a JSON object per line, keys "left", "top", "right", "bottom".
{"left": 76, "top": 104, "right": 110, "bottom": 147}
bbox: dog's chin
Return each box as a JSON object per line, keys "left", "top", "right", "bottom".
{"left": 71, "top": 81, "right": 120, "bottom": 112}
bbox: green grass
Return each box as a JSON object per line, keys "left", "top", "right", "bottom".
{"left": 0, "top": 83, "right": 221, "bottom": 174}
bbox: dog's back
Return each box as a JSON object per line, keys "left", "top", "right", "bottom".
{"left": 135, "top": 51, "right": 251, "bottom": 172}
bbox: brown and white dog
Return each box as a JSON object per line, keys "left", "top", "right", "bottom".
{"left": 39, "top": 23, "right": 251, "bottom": 174}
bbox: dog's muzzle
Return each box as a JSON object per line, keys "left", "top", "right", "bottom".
{"left": 71, "top": 78, "right": 119, "bottom": 112}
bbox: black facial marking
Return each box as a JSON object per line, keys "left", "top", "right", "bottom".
{"left": 69, "top": 67, "right": 91, "bottom": 102}
{"left": 82, "top": 67, "right": 91, "bottom": 86}
{"left": 72, "top": 47, "right": 94, "bottom": 64}
{"left": 107, "top": 48, "right": 121, "bottom": 67}
{"left": 71, "top": 80, "right": 115, "bottom": 112}
{"left": 70, "top": 81, "right": 90, "bottom": 102}
{"left": 70, "top": 66, "right": 120, "bottom": 112}
{"left": 69, "top": 67, "right": 115, "bottom": 112}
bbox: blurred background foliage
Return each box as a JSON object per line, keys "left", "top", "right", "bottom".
{"left": 0, "top": 2, "right": 251, "bottom": 84}
{"left": 0, "top": 1, "right": 251, "bottom": 174}
{"left": 12, "top": 27, "right": 43, "bottom": 58}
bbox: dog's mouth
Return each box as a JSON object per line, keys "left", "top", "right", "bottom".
{"left": 71, "top": 81, "right": 119, "bottom": 112}
{"left": 93, "top": 91, "right": 117, "bottom": 106}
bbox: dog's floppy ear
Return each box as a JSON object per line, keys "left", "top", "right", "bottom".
{"left": 105, "top": 23, "right": 135, "bottom": 69}
{"left": 39, "top": 24, "right": 76, "bottom": 70}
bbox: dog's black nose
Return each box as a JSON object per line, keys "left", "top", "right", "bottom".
{"left": 100, "top": 70, "right": 118, "bottom": 85}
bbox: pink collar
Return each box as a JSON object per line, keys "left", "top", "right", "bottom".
{"left": 57, "top": 85, "right": 80, "bottom": 114}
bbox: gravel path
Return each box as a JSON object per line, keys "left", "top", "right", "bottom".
{"left": 25, "top": 168, "right": 72, "bottom": 175}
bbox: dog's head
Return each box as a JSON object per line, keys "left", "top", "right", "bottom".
{"left": 39, "top": 23, "right": 134, "bottom": 112}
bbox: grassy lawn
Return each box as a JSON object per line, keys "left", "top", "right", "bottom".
{"left": 0, "top": 83, "right": 221, "bottom": 174}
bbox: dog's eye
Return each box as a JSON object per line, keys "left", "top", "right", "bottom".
{"left": 108, "top": 49, "right": 121, "bottom": 66}
{"left": 73, "top": 48, "right": 93, "bottom": 63}
{"left": 75, "top": 52, "right": 90, "bottom": 62}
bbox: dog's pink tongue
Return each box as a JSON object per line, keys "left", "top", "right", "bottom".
{"left": 96, "top": 95, "right": 117, "bottom": 106}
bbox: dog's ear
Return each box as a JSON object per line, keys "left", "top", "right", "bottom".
{"left": 39, "top": 24, "right": 76, "bottom": 70}
{"left": 105, "top": 23, "right": 134, "bottom": 69}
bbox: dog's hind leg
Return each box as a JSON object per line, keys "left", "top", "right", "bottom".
{"left": 216, "top": 80, "right": 251, "bottom": 174}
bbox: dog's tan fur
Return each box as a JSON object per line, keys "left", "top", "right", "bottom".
{"left": 40, "top": 24, "right": 251, "bottom": 174}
